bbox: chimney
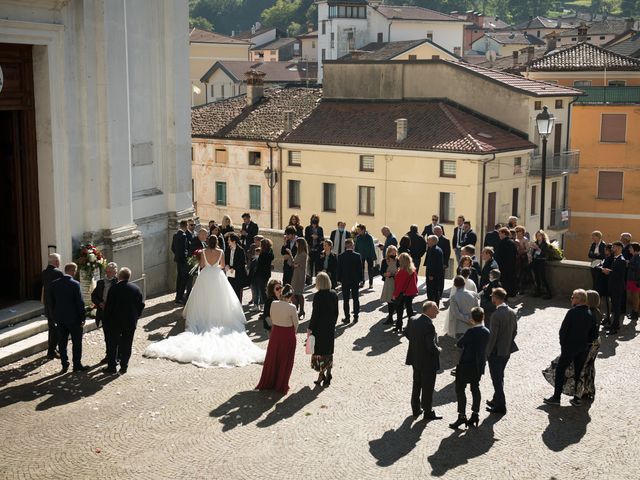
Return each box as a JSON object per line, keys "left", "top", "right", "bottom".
{"left": 546, "top": 33, "right": 557, "bottom": 52}
{"left": 626, "top": 17, "right": 635, "bottom": 31}
{"left": 350, "top": 50, "right": 365, "bottom": 59}
{"left": 527, "top": 46, "right": 535, "bottom": 63}
{"left": 283, "top": 111, "right": 293, "bottom": 133}
{"left": 577, "top": 23, "right": 588, "bottom": 42}
{"left": 512, "top": 50, "right": 519, "bottom": 66}
{"left": 453, "top": 46, "right": 461, "bottom": 57}
{"left": 245, "top": 69, "right": 266, "bottom": 107}
{"left": 395, "top": 118, "right": 408, "bottom": 142}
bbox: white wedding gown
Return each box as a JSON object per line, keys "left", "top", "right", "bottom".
{"left": 143, "top": 249, "right": 265, "bottom": 367}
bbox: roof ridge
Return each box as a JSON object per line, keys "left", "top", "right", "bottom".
{"left": 438, "top": 104, "right": 484, "bottom": 152}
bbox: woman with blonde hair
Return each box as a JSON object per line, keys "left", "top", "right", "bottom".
{"left": 391, "top": 252, "right": 418, "bottom": 333}
{"left": 380, "top": 245, "right": 400, "bottom": 325}
{"left": 287, "top": 237, "right": 308, "bottom": 319}
{"left": 308, "top": 272, "right": 338, "bottom": 386}
{"left": 220, "top": 215, "right": 234, "bottom": 236}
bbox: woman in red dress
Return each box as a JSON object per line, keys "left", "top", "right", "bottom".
{"left": 391, "top": 253, "right": 419, "bottom": 333}
{"left": 256, "top": 285, "right": 299, "bottom": 394}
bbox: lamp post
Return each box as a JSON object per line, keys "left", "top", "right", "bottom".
{"left": 535, "top": 106, "right": 555, "bottom": 231}
{"left": 264, "top": 166, "right": 278, "bottom": 229}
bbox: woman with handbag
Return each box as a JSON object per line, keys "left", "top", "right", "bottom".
{"left": 450, "top": 306, "right": 490, "bottom": 429}
{"left": 287, "top": 238, "right": 308, "bottom": 319}
{"left": 308, "top": 273, "right": 338, "bottom": 387}
{"left": 380, "top": 245, "right": 400, "bottom": 326}
{"left": 391, "top": 253, "right": 419, "bottom": 333}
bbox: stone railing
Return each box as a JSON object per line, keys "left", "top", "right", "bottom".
{"left": 545, "top": 259, "right": 592, "bottom": 298}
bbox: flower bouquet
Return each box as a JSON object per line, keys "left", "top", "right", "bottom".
{"left": 188, "top": 249, "right": 203, "bottom": 276}
{"left": 75, "top": 243, "right": 107, "bottom": 277}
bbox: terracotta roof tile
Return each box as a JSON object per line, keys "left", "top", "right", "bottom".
{"left": 483, "top": 32, "right": 545, "bottom": 45}
{"left": 557, "top": 19, "right": 629, "bottom": 37}
{"left": 340, "top": 38, "right": 459, "bottom": 61}
{"left": 283, "top": 101, "right": 535, "bottom": 154}
{"left": 604, "top": 31, "right": 640, "bottom": 58}
{"left": 189, "top": 28, "right": 250, "bottom": 45}
{"left": 251, "top": 37, "right": 297, "bottom": 51}
{"left": 528, "top": 42, "right": 640, "bottom": 71}
{"left": 200, "top": 60, "right": 317, "bottom": 84}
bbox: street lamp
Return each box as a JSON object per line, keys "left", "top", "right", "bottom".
{"left": 264, "top": 166, "right": 278, "bottom": 228}
{"left": 536, "top": 106, "right": 555, "bottom": 231}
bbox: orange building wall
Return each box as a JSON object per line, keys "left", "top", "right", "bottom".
{"left": 564, "top": 104, "right": 640, "bottom": 260}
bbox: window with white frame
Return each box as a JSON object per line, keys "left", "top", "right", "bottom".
{"left": 358, "top": 186, "right": 375, "bottom": 215}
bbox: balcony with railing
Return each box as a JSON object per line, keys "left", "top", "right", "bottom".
{"left": 548, "top": 208, "right": 570, "bottom": 231}
{"left": 575, "top": 86, "right": 640, "bottom": 105}
{"left": 529, "top": 150, "right": 580, "bottom": 177}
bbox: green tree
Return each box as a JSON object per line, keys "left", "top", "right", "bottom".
{"left": 189, "top": 16, "right": 214, "bottom": 31}
{"left": 260, "top": 0, "right": 301, "bottom": 29}
{"left": 287, "top": 21, "right": 303, "bottom": 36}
{"left": 621, "top": 0, "right": 640, "bottom": 16}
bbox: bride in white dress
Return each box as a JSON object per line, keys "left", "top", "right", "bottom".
{"left": 144, "top": 237, "right": 265, "bottom": 367}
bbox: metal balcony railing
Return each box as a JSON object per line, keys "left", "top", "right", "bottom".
{"left": 548, "top": 208, "right": 570, "bottom": 231}
{"left": 529, "top": 150, "right": 580, "bottom": 177}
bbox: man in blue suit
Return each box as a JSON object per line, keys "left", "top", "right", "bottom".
{"left": 48, "top": 263, "right": 87, "bottom": 373}
{"left": 337, "top": 238, "right": 363, "bottom": 324}
{"left": 424, "top": 235, "right": 445, "bottom": 307}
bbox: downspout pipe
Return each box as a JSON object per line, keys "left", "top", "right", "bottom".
{"left": 480, "top": 153, "right": 497, "bottom": 255}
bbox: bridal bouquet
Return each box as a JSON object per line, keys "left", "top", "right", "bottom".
{"left": 75, "top": 243, "right": 107, "bottom": 276}
{"left": 188, "top": 249, "right": 203, "bottom": 276}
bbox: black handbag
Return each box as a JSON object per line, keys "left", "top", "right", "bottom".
{"left": 372, "top": 261, "right": 381, "bottom": 277}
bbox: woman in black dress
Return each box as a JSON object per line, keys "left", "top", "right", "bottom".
{"left": 530, "top": 230, "right": 552, "bottom": 299}
{"left": 595, "top": 244, "right": 613, "bottom": 323}
{"left": 308, "top": 272, "right": 338, "bottom": 387}
{"left": 220, "top": 215, "right": 235, "bottom": 236}
{"left": 288, "top": 214, "right": 304, "bottom": 238}
{"left": 398, "top": 235, "right": 412, "bottom": 256}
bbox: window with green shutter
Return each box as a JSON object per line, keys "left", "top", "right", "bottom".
{"left": 215, "top": 181, "right": 227, "bottom": 206}
{"left": 249, "top": 185, "right": 261, "bottom": 210}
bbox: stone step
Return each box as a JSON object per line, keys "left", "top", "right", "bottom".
{"left": 0, "top": 316, "right": 49, "bottom": 348}
{"left": 0, "top": 319, "right": 98, "bottom": 368}
{"left": 0, "top": 301, "right": 44, "bottom": 329}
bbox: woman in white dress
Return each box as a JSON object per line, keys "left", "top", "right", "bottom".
{"left": 443, "top": 268, "right": 478, "bottom": 337}
{"left": 144, "top": 236, "right": 265, "bottom": 367}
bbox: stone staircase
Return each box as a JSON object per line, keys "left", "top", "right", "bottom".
{"left": 0, "top": 301, "right": 98, "bottom": 367}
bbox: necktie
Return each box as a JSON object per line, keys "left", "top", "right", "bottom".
{"left": 338, "top": 231, "right": 343, "bottom": 254}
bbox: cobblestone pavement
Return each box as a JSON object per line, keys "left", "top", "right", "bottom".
{"left": 2, "top": 275, "right": 640, "bottom": 480}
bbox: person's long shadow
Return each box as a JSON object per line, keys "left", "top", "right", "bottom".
{"left": 210, "top": 390, "right": 283, "bottom": 431}
{"left": 427, "top": 415, "right": 500, "bottom": 477}
{"left": 539, "top": 403, "right": 591, "bottom": 452}
{"left": 432, "top": 380, "right": 456, "bottom": 408}
{"left": 0, "top": 366, "right": 118, "bottom": 411}
{"left": 143, "top": 310, "right": 184, "bottom": 335}
{"left": 436, "top": 335, "right": 459, "bottom": 371}
{"left": 334, "top": 321, "right": 355, "bottom": 339}
{"left": 0, "top": 356, "right": 50, "bottom": 386}
{"left": 256, "top": 385, "right": 322, "bottom": 428}
{"left": 598, "top": 331, "right": 619, "bottom": 359}
{"left": 352, "top": 321, "right": 402, "bottom": 356}
{"left": 368, "top": 416, "right": 426, "bottom": 466}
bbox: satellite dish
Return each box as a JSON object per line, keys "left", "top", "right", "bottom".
{"left": 485, "top": 50, "right": 497, "bottom": 62}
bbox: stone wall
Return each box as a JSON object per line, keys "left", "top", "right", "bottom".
{"left": 546, "top": 259, "right": 593, "bottom": 297}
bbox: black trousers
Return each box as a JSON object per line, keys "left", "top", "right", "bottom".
{"left": 533, "top": 259, "right": 551, "bottom": 295}
{"left": 411, "top": 366, "right": 437, "bottom": 415}
{"left": 229, "top": 278, "right": 244, "bottom": 303}
{"left": 58, "top": 323, "right": 83, "bottom": 368}
{"left": 395, "top": 295, "right": 415, "bottom": 329}
{"left": 175, "top": 261, "right": 190, "bottom": 301}
{"left": 283, "top": 265, "right": 293, "bottom": 286}
{"left": 342, "top": 284, "right": 360, "bottom": 320}
{"left": 554, "top": 350, "right": 588, "bottom": 398}
{"left": 46, "top": 316, "right": 58, "bottom": 356}
{"left": 107, "top": 325, "right": 135, "bottom": 370}
{"left": 610, "top": 291, "right": 624, "bottom": 329}
{"left": 361, "top": 257, "right": 374, "bottom": 285}
{"left": 488, "top": 353, "right": 509, "bottom": 410}
{"left": 455, "top": 374, "right": 481, "bottom": 415}
{"left": 426, "top": 277, "right": 442, "bottom": 306}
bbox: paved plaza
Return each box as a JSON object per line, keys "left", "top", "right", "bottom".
{"left": 1, "top": 276, "right": 639, "bottom": 479}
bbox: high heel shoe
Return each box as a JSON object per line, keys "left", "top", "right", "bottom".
{"left": 314, "top": 374, "right": 325, "bottom": 385}
{"left": 323, "top": 372, "right": 332, "bottom": 387}
{"left": 467, "top": 413, "right": 479, "bottom": 428}
{"left": 449, "top": 414, "right": 468, "bottom": 430}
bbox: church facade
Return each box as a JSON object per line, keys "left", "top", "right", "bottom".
{"left": 0, "top": 0, "right": 193, "bottom": 302}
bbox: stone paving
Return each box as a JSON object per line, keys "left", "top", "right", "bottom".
{"left": 1, "top": 275, "right": 640, "bottom": 480}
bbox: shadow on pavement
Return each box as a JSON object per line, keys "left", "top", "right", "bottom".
{"left": 427, "top": 414, "right": 500, "bottom": 476}
{"left": 368, "top": 415, "right": 426, "bottom": 467}
{"left": 210, "top": 389, "right": 283, "bottom": 431}
{"left": 538, "top": 403, "right": 592, "bottom": 452}
{"left": 0, "top": 356, "right": 50, "bottom": 386}
{"left": 256, "top": 385, "right": 323, "bottom": 428}
{"left": 352, "top": 320, "right": 402, "bottom": 356}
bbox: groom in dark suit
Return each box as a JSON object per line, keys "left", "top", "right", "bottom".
{"left": 405, "top": 301, "right": 442, "bottom": 421}
{"left": 337, "top": 238, "right": 363, "bottom": 324}
{"left": 172, "top": 220, "right": 190, "bottom": 304}
{"left": 103, "top": 267, "right": 145, "bottom": 374}
{"left": 424, "top": 236, "right": 444, "bottom": 307}
{"left": 48, "top": 263, "right": 87, "bottom": 373}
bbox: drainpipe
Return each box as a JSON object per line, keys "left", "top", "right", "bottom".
{"left": 388, "top": 21, "right": 393, "bottom": 42}
{"left": 268, "top": 143, "right": 274, "bottom": 229}
{"left": 565, "top": 95, "right": 580, "bottom": 150}
{"left": 480, "top": 153, "right": 497, "bottom": 251}
{"left": 276, "top": 140, "right": 284, "bottom": 229}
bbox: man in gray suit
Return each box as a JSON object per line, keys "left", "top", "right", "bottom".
{"left": 485, "top": 287, "right": 518, "bottom": 414}
{"left": 449, "top": 276, "right": 480, "bottom": 337}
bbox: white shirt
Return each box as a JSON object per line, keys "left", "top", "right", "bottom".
{"left": 229, "top": 247, "right": 236, "bottom": 267}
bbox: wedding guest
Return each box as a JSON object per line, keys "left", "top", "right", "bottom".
{"left": 484, "top": 224, "right": 502, "bottom": 250}
{"left": 186, "top": 219, "right": 196, "bottom": 245}
{"left": 317, "top": 239, "right": 338, "bottom": 289}
{"left": 603, "top": 241, "right": 627, "bottom": 334}
{"left": 425, "top": 235, "right": 445, "bottom": 306}
{"left": 248, "top": 247, "right": 261, "bottom": 310}
{"left": 449, "top": 276, "right": 480, "bottom": 338}
{"left": 422, "top": 214, "right": 445, "bottom": 237}
{"left": 171, "top": 220, "right": 190, "bottom": 305}
{"left": 486, "top": 288, "right": 518, "bottom": 415}
{"left": 48, "top": 263, "right": 87, "bottom": 373}
{"left": 450, "top": 306, "right": 490, "bottom": 429}
{"left": 337, "top": 238, "right": 362, "bottom": 324}
{"left": 304, "top": 214, "right": 324, "bottom": 283}
{"left": 91, "top": 262, "right": 118, "bottom": 364}
{"left": 184, "top": 219, "right": 198, "bottom": 300}
{"left": 581, "top": 290, "right": 602, "bottom": 400}
{"left": 595, "top": 244, "right": 614, "bottom": 324}
{"left": 261, "top": 279, "right": 282, "bottom": 333}
{"left": 407, "top": 224, "right": 427, "bottom": 274}
{"left": 379, "top": 226, "right": 398, "bottom": 257}
{"left": 191, "top": 228, "right": 208, "bottom": 255}
{"left": 240, "top": 212, "right": 258, "bottom": 249}
{"left": 282, "top": 226, "right": 298, "bottom": 285}
{"left": 514, "top": 226, "right": 532, "bottom": 291}
{"left": 355, "top": 224, "right": 376, "bottom": 289}
{"left": 247, "top": 234, "right": 264, "bottom": 260}
{"left": 457, "top": 259, "right": 478, "bottom": 293}
{"left": 209, "top": 224, "right": 225, "bottom": 252}
{"left": 461, "top": 246, "right": 481, "bottom": 287}
{"left": 625, "top": 242, "right": 640, "bottom": 320}
{"left": 453, "top": 216, "right": 466, "bottom": 263}
{"left": 481, "top": 269, "right": 502, "bottom": 327}
{"left": 380, "top": 245, "right": 400, "bottom": 325}
{"left": 530, "top": 230, "right": 552, "bottom": 299}
{"left": 288, "top": 214, "right": 304, "bottom": 238}
{"left": 398, "top": 235, "right": 412, "bottom": 256}
{"left": 42, "top": 253, "right": 63, "bottom": 359}
{"left": 434, "top": 226, "right": 451, "bottom": 295}
{"left": 404, "top": 301, "right": 442, "bottom": 421}
{"left": 287, "top": 238, "right": 308, "bottom": 319}
{"left": 329, "top": 221, "right": 351, "bottom": 256}
{"left": 102, "top": 267, "right": 145, "bottom": 375}
{"left": 254, "top": 238, "right": 274, "bottom": 309}
{"left": 494, "top": 227, "right": 518, "bottom": 297}
{"left": 256, "top": 284, "right": 298, "bottom": 394}
{"left": 620, "top": 232, "right": 633, "bottom": 260}
{"left": 225, "top": 234, "right": 248, "bottom": 302}
{"left": 392, "top": 253, "right": 419, "bottom": 333}
{"left": 588, "top": 231, "right": 606, "bottom": 289}
{"left": 308, "top": 272, "right": 338, "bottom": 387}
{"left": 480, "top": 247, "right": 499, "bottom": 288}
{"left": 220, "top": 215, "right": 234, "bottom": 235}
{"left": 544, "top": 289, "right": 598, "bottom": 406}
{"left": 460, "top": 221, "right": 478, "bottom": 248}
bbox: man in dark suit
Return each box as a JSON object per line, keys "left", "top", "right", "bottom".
{"left": 103, "top": 267, "right": 145, "bottom": 374}
{"left": 404, "top": 301, "right": 442, "bottom": 421}
{"left": 460, "top": 221, "right": 478, "bottom": 249}
{"left": 544, "top": 289, "right": 598, "bottom": 406}
{"left": 225, "top": 233, "right": 248, "bottom": 302}
{"left": 434, "top": 226, "right": 451, "bottom": 296}
{"left": 337, "top": 238, "right": 363, "bottom": 323}
{"left": 240, "top": 212, "right": 259, "bottom": 250}
{"left": 48, "top": 263, "right": 87, "bottom": 373}
{"left": 604, "top": 241, "right": 627, "bottom": 334}
{"left": 41, "top": 253, "right": 64, "bottom": 359}
{"left": 304, "top": 214, "right": 325, "bottom": 282}
{"left": 329, "top": 221, "right": 351, "bottom": 256}
{"left": 172, "top": 220, "right": 190, "bottom": 304}
{"left": 485, "top": 288, "right": 518, "bottom": 414}
{"left": 378, "top": 226, "right": 398, "bottom": 257}
{"left": 317, "top": 239, "right": 338, "bottom": 289}
{"left": 407, "top": 224, "right": 427, "bottom": 273}
{"left": 483, "top": 223, "right": 502, "bottom": 250}
{"left": 282, "top": 226, "right": 298, "bottom": 285}
{"left": 494, "top": 227, "right": 518, "bottom": 297}
{"left": 424, "top": 235, "right": 444, "bottom": 306}
{"left": 453, "top": 216, "right": 466, "bottom": 264}
{"left": 480, "top": 247, "right": 499, "bottom": 288}
{"left": 422, "top": 214, "right": 445, "bottom": 237}
{"left": 91, "top": 261, "right": 118, "bottom": 364}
